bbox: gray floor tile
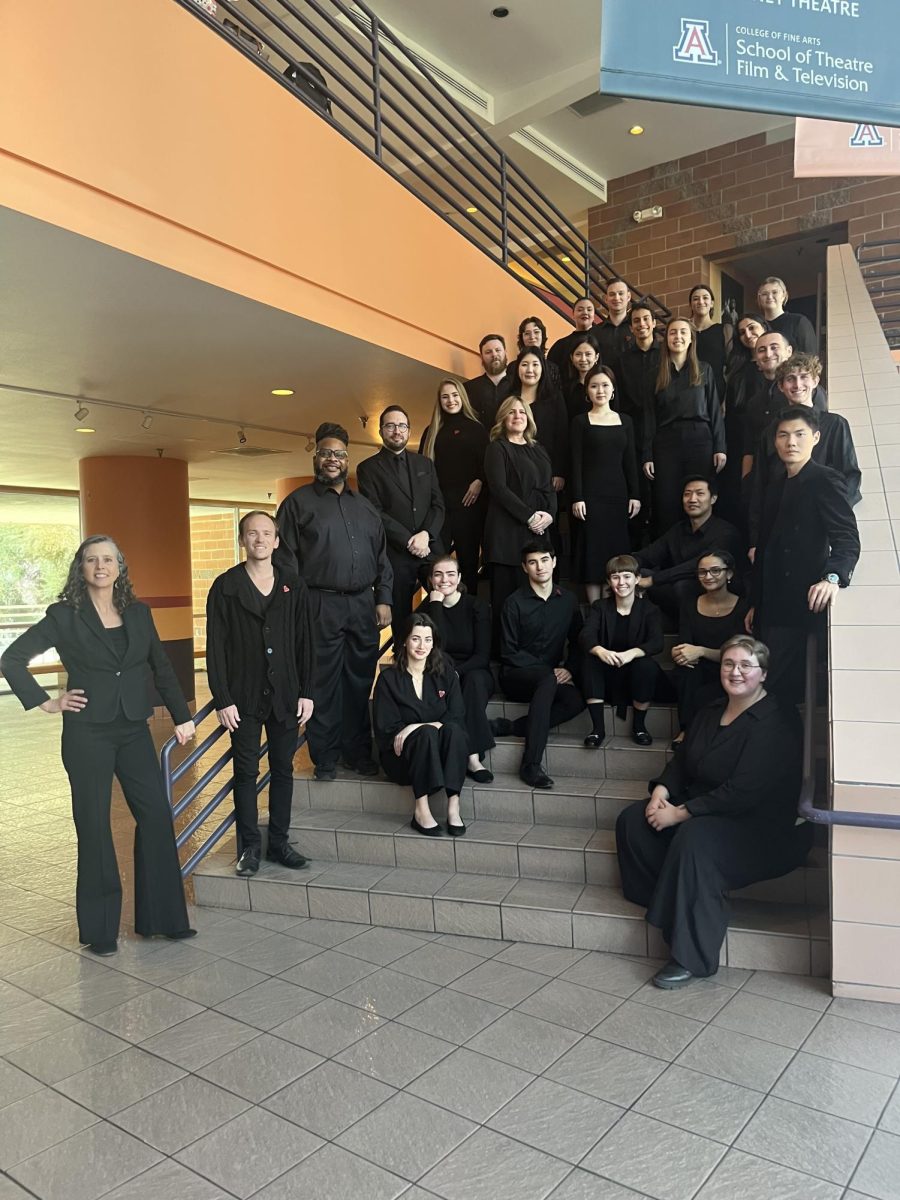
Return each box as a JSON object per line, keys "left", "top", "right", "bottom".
{"left": 581, "top": 1111, "right": 726, "bottom": 1200}
{"left": 396, "top": 988, "right": 505, "bottom": 1043}
{"left": 448, "top": 959, "right": 546, "bottom": 1007}
{"left": 9, "top": 1121, "right": 161, "bottom": 1200}
{"left": 99, "top": 1158, "right": 232, "bottom": 1199}
{"left": 0, "top": 1058, "right": 44, "bottom": 1107}
{"left": 419, "top": 1127, "right": 569, "bottom": 1200}
{"left": 6, "top": 953, "right": 113, "bottom": 999}
{"left": 487, "top": 1077, "right": 623, "bottom": 1163}
{"left": 742, "top": 970, "right": 833, "bottom": 1011}
{"left": 0, "top": 1087, "right": 97, "bottom": 1168}
{"left": 53, "top": 1046, "right": 186, "bottom": 1117}
{"left": 264, "top": 1059, "right": 396, "bottom": 1138}
{"left": 405, "top": 1047, "right": 534, "bottom": 1122}
{"left": 593, "top": 1000, "right": 705, "bottom": 1061}
{"left": 434, "top": 935, "right": 511, "bottom": 958}
{"left": 630, "top": 978, "right": 737, "bottom": 1023}
{"left": 881, "top": 1083, "right": 900, "bottom": 1134}
{"left": 286, "top": 918, "right": 373, "bottom": 948}
{"left": 545, "top": 1037, "right": 667, "bottom": 1107}
{"left": 253, "top": 1142, "right": 408, "bottom": 1200}
{"left": 279, "top": 948, "right": 379, "bottom": 995}
{"left": 338, "top": 927, "right": 430, "bottom": 965}
{"left": 517, "top": 978, "right": 622, "bottom": 1033}
{"left": 111, "top": 1075, "right": 249, "bottom": 1154}
{"left": 6, "top": 1019, "right": 129, "bottom": 1083}
{"left": 225, "top": 931, "right": 324, "bottom": 974}
{"left": 91, "top": 988, "right": 205, "bottom": 1043}
{"left": 492, "top": 943, "right": 587, "bottom": 977}
{"left": 179, "top": 918, "right": 266, "bottom": 957}
{"left": 547, "top": 1171, "right": 648, "bottom": 1198}
{"left": 392, "top": 943, "right": 486, "bottom": 986}
{"left": 675, "top": 1024, "right": 795, "bottom": 1091}
{"left": 44, "top": 968, "right": 153, "bottom": 1018}
{"left": 138, "top": 1009, "right": 258, "bottom": 1069}
{"left": 772, "top": 1051, "right": 896, "bottom": 1126}
{"left": 693, "top": 1148, "right": 843, "bottom": 1199}
{"left": 560, "top": 953, "right": 656, "bottom": 998}
{"left": 213, "top": 976, "right": 322, "bottom": 1029}
{"left": 830, "top": 997, "right": 900, "bottom": 1035}
{"left": 236, "top": 910, "right": 308, "bottom": 931}
{"left": 634, "top": 1063, "right": 763, "bottom": 1144}
{"left": 850, "top": 1129, "right": 900, "bottom": 1200}
{"left": 175, "top": 1106, "right": 322, "bottom": 1199}
{"left": 0, "top": 1174, "right": 42, "bottom": 1199}
{"left": 803, "top": 1014, "right": 900, "bottom": 1075}
{"left": 196, "top": 1033, "right": 322, "bottom": 1102}
{"left": 338, "top": 1091, "right": 477, "bottom": 1181}
{"left": 336, "top": 967, "right": 440, "bottom": 1019}
{"left": 161, "top": 957, "right": 267, "bottom": 1005}
{"left": 466, "top": 1010, "right": 582, "bottom": 1073}
{"left": 0, "top": 997, "right": 78, "bottom": 1054}
{"left": 273, "top": 995, "right": 385, "bottom": 1056}
{"left": 735, "top": 1095, "right": 871, "bottom": 1185}
{"left": 336, "top": 1022, "right": 454, "bottom": 1087}
{"left": 711, "top": 990, "right": 823, "bottom": 1050}
{"left": 110, "top": 943, "right": 220, "bottom": 987}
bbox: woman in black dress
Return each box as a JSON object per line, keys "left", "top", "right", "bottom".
{"left": 419, "top": 378, "right": 489, "bottom": 595}
{"left": 688, "top": 284, "right": 730, "bottom": 401}
{"left": 579, "top": 555, "right": 665, "bottom": 747}
{"left": 0, "top": 535, "right": 196, "bottom": 956}
{"left": 510, "top": 349, "right": 569, "bottom": 494}
{"left": 719, "top": 312, "right": 770, "bottom": 525}
{"left": 616, "top": 635, "right": 809, "bottom": 989}
{"left": 643, "top": 318, "right": 727, "bottom": 534}
{"left": 483, "top": 395, "right": 556, "bottom": 648}
{"left": 563, "top": 333, "right": 602, "bottom": 424}
{"left": 671, "top": 550, "right": 748, "bottom": 741}
{"left": 570, "top": 365, "right": 640, "bottom": 602}
{"left": 372, "top": 613, "right": 468, "bottom": 837}
{"left": 422, "top": 555, "right": 494, "bottom": 783}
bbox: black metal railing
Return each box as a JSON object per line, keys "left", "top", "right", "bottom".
{"left": 856, "top": 240, "right": 900, "bottom": 350}
{"left": 174, "top": 0, "right": 671, "bottom": 324}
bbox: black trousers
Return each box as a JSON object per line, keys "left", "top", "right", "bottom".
{"left": 388, "top": 553, "right": 428, "bottom": 647}
{"left": 460, "top": 667, "right": 495, "bottom": 757}
{"left": 442, "top": 501, "right": 485, "bottom": 597}
{"left": 380, "top": 722, "right": 468, "bottom": 798}
{"left": 501, "top": 666, "right": 585, "bottom": 768}
{"left": 647, "top": 579, "right": 700, "bottom": 625}
{"left": 758, "top": 623, "right": 806, "bottom": 706}
{"left": 651, "top": 422, "right": 714, "bottom": 536}
{"left": 231, "top": 711, "right": 298, "bottom": 852}
{"left": 490, "top": 563, "right": 523, "bottom": 655}
{"left": 616, "top": 801, "right": 812, "bottom": 977}
{"left": 674, "top": 661, "right": 723, "bottom": 731}
{"left": 60, "top": 716, "right": 189, "bottom": 945}
{"left": 582, "top": 654, "right": 660, "bottom": 706}
{"left": 306, "top": 590, "right": 380, "bottom": 769}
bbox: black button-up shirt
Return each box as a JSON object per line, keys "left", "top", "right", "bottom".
{"left": 500, "top": 584, "right": 583, "bottom": 672}
{"left": 274, "top": 481, "right": 393, "bottom": 605}
{"left": 644, "top": 361, "right": 726, "bottom": 461}
{"left": 637, "top": 513, "right": 745, "bottom": 588}
{"left": 464, "top": 371, "right": 513, "bottom": 429}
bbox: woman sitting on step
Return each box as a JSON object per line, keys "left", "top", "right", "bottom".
{"left": 373, "top": 613, "right": 468, "bottom": 837}
{"left": 616, "top": 635, "right": 811, "bottom": 990}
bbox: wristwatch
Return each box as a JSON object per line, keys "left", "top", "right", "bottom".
{"left": 824, "top": 573, "right": 840, "bottom": 585}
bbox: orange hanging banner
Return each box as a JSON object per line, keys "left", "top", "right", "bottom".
{"left": 795, "top": 117, "right": 900, "bottom": 176}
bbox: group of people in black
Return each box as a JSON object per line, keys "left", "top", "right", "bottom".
{"left": 1, "top": 271, "right": 863, "bottom": 989}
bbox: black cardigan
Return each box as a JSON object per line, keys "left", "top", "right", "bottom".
{"left": 420, "top": 594, "right": 491, "bottom": 676}
{"left": 482, "top": 438, "right": 556, "bottom": 567}
{"left": 205, "top": 564, "right": 314, "bottom": 722}
{"left": 579, "top": 595, "right": 664, "bottom": 659}
{"left": 0, "top": 600, "right": 190, "bottom": 725}
{"left": 372, "top": 664, "right": 466, "bottom": 760}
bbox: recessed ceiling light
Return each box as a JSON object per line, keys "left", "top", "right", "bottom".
{"left": 271, "top": 388, "right": 294, "bottom": 396}
{"left": 491, "top": 6, "right": 510, "bottom": 17}
{"left": 75, "top": 426, "right": 96, "bottom": 434}
{"left": 465, "top": 206, "right": 478, "bottom": 214}
{"left": 629, "top": 125, "right": 644, "bottom": 136}
{"left": 560, "top": 254, "right": 571, "bottom": 263}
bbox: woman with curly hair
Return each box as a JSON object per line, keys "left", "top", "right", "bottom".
{"left": 0, "top": 535, "right": 196, "bottom": 955}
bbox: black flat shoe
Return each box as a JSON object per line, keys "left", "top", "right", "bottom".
{"left": 652, "top": 960, "right": 694, "bottom": 989}
{"left": 235, "top": 848, "right": 260, "bottom": 877}
{"left": 411, "top": 817, "right": 442, "bottom": 837}
{"left": 86, "top": 942, "right": 117, "bottom": 957}
{"left": 489, "top": 718, "right": 514, "bottom": 737}
{"left": 163, "top": 929, "right": 198, "bottom": 940}
{"left": 583, "top": 733, "right": 603, "bottom": 749}
{"left": 446, "top": 819, "right": 467, "bottom": 837}
{"left": 266, "top": 844, "right": 308, "bottom": 869}
{"left": 520, "top": 765, "right": 554, "bottom": 789}
{"left": 466, "top": 767, "right": 494, "bottom": 783}
{"left": 314, "top": 765, "right": 337, "bottom": 782}
{"left": 341, "top": 757, "right": 379, "bottom": 777}
{"left": 631, "top": 729, "right": 653, "bottom": 747}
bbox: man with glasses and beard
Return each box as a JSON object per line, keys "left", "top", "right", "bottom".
{"left": 275, "top": 422, "right": 393, "bottom": 782}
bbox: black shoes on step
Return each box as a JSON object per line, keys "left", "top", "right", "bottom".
{"left": 235, "top": 848, "right": 260, "bottom": 877}
{"left": 520, "top": 763, "right": 554, "bottom": 789}
{"left": 267, "top": 843, "right": 308, "bottom": 869}
{"left": 652, "top": 960, "right": 694, "bottom": 989}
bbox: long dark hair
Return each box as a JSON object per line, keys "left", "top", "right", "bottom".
{"left": 58, "top": 534, "right": 138, "bottom": 613}
{"left": 511, "top": 348, "right": 553, "bottom": 406}
{"left": 655, "top": 318, "right": 702, "bottom": 391}
{"left": 394, "top": 612, "right": 448, "bottom": 677}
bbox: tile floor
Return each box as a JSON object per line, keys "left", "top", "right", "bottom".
{"left": 1, "top": 695, "right": 900, "bottom": 1199}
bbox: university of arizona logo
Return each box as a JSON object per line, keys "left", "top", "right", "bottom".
{"left": 673, "top": 18, "right": 718, "bottom": 66}
{"left": 849, "top": 124, "right": 885, "bottom": 148}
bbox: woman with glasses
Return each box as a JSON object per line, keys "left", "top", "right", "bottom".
{"left": 671, "top": 550, "right": 748, "bottom": 743}
{"left": 616, "top": 635, "right": 809, "bottom": 989}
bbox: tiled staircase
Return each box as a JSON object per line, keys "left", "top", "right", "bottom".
{"left": 193, "top": 699, "right": 829, "bottom": 979}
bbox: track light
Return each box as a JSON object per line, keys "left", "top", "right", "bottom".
{"left": 238, "top": 429, "right": 247, "bottom": 445}
{"left": 74, "top": 404, "right": 89, "bottom": 422}
{"left": 141, "top": 413, "right": 153, "bottom": 430}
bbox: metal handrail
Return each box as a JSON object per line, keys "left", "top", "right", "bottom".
{"left": 173, "top": 0, "right": 671, "bottom": 324}
{"left": 797, "top": 632, "right": 900, "bottom": 829}
{"left": 856, "top": 240, "right": 900, "bottom": 349}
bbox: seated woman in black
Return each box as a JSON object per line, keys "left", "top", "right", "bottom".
{"left": 580, "top": 555, "right": 665, "bottom": 748}
{"left": 373, "top": 613, "right": 468, "bottom": 837}
{"left": 671, "top": 550, "right": 748, "bottom": 742}
{"left": 616, "top": 635, "right": 809, "bottom": 990}
{"left": 421, "top": 555, "right": 494, "bottom": 784}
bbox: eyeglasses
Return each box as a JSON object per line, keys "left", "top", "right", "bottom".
{"left": 381, "top": 422, "right": 409, "bottom": 433}
{"left": 721, "top": 659, "right": 761, "bottom": 674}
{"left": 316, "top": 448, "right": 349, "bottom": 460}
{"left": 697, "top": 567, "right": 726, "bottom": 577}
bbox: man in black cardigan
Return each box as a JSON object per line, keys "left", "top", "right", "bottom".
{"left": 357, "top": 405, "right": 445, "bottom": 645}
{"left": 206, "top": 511, "right": 314, "bottom": 877}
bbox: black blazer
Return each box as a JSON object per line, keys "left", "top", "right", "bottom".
{"left": 579, "top": 595, "right": 664, "bottom": 659}
{"left": 482, "top": 438, "right": 556, "bottom": 566}
{"left": 205, "top": 564, "right": 314, "bottom": 722}
{"left": 356, "top": 448, "right": 445, "bottom": 559}
{"left": 372, "top": 664, "right": 466, "bottom": 760}
{"left": 0, "top": 601, "right": 190, "bottom": 725}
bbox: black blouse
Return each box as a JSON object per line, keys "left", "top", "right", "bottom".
{"left": 644, "top": 360, "right": 726, "bottom": 461}
{"left": 372, "top": 664, "right": 466, "bottom": 758}
{"left": 677, "top": 596, "right": 749, "bottom": 651}
{"left": 419, "top": 413, "right": 489, "bottom": 505}
{"left": 420, "top": 594, "right": 490, "bottom": 676}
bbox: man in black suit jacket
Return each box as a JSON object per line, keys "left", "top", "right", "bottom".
{"left": 357, "top": 405, "right": 445, "bottom": 645}
{"left": 750, "top": 408, "right": 860, "bottom": 701}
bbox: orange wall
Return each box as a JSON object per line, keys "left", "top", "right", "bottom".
{"left": 0, "top": 0, "right": 567, "bottom": 378}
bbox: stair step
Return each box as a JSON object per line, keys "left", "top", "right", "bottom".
{"left": 193, "top": 854, "right": 828, "bottom": 978}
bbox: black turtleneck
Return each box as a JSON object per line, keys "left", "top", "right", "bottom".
{"left": 418, "top": 413, "right": 489, "bottom": 505}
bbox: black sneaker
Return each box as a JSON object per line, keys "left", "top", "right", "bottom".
{"left": 266, "top": 843, "right": 308, "bottom": 869}
{"left": 314, "top": 764, "right": 337, "bottom": 781}
{"left": 235, "top": 848, "right": 260, "bottom": 876}
{"left": 489, "top": 717, "right": 514, "bottom": 737}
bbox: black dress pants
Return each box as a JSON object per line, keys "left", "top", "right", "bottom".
{"left": 380, "top": 723, "right": 468, "bottom": 798}
{"left": 459, "top": 667, "right": 495, "bottom": 757}
{"left": 389, "top": 553, "right": 428, "bottom": 647}
{"left": 501, "top": 666, "right": 585, "bottom": 768}
{"left": 674, "top": 660, "right": 723, "bottom": 731}
{"left": 616, "top": 801, "right": 812, "bottom": 977}
{"left": 758, "top": 623, "right": 806, "bottom": 706}
{"left": 490, "top": 563, "right": 523, "bottom": 655}
{"left": 231, "top": 711, "right": 299, "bottom": 852}
{"left": 60, "top": 716, "right": 189, "bottom": 945}
{"left": 443, "top": 500, "right": 485, "bottom": 597}
{"left": 651, "top": 422, "right": 714, "bottom": 535}
{"left": 582, "top": 655, "right": 660, "bottom": 706}
{"left": 307, "top": 590, "right": 380, "bottom": 769}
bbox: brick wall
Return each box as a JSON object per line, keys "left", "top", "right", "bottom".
{"left": 190, "top": 510, "right": 238, "bottom": 653}
{"left": 587, "top": 132, "right": 900, "bottom": 314}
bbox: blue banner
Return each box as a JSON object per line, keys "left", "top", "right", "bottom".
{"left": 600, "top": 0, "right": 900, "bottom": 126}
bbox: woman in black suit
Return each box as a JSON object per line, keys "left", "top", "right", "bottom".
{"left": 579, "top": 554, "right": 665, "bottom": 748}
{"left": 373, "top": 613, "right": 468, "bottom": 836}
{"left": 421, "top": 555, "right": 494, "bottom": 783}
{"left": 0, "top": 535, "right": 196, "bottom": 956}
{"left": 616, "top": 635, "right": 809, "bottom": 990}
